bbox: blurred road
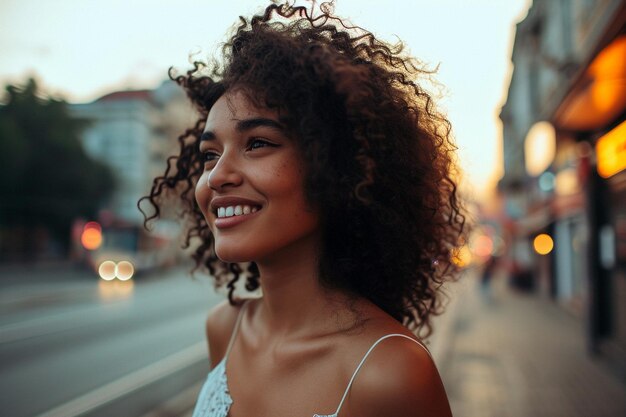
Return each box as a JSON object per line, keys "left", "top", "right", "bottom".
{"left": 0, "top": 264, "right": 221, "bottom": 417}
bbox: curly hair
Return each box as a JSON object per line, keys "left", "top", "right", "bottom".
{"left": 140, "top": 1, "right": 465, "bottom": 338}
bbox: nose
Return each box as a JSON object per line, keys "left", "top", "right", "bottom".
{"left": 207, "top": 151, "right": 243, "bottom": 191}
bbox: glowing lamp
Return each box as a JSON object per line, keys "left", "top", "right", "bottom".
{"left": 525, "top": 122, "right": 556, "bottom": 177}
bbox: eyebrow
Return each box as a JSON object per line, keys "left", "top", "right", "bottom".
{"left": 200, "top": 117, "right": 286, "bottom": 142}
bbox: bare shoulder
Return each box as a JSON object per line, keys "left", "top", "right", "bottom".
{"left": 205, "top": 299, "right": 243, "bottom": 367}
{"left": 347, "top": 334, "right": 452, "bottom": 417}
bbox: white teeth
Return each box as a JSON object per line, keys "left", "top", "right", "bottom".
{"left": 216, "top": 204, "right": 259, "bottom": 218}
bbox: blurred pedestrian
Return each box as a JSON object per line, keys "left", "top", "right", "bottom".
{"left": 480, "top": 255, "right": 498, "bottom": 303}
{"left": 142, "top": 2, "right": 465, "bottom": 416}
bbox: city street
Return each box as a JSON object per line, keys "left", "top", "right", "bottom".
{"left": 1, "top": 1, "right": 625, "bottom": 416}
{"left": 2, "top": 265, "right": 626, "bottom": 417}
{"left": 0, "top": 264, "right": 222, "bottom": 417}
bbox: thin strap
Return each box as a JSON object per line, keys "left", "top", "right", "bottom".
{"left": 334, "top": 333, "right": 431, "bottom": 415}
{"left": 224, "top": 301, "right": 248, "bottom": 361}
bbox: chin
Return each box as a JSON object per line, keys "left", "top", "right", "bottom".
{"left": 214, "top": 245, "right": 256, "bottom": 264}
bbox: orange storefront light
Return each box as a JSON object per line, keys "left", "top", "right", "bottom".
{"left": 590, "top": 36, "right": 626, "bottom": 114}
{"left": 596, "top": 120, "right": 626, "bottom": 178}
{"left": 557, "top": 36, "right": 626, "bottom": 130}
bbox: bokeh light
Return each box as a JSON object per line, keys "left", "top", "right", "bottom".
{"left": 81, "top": 221, "right": 103, "bottom": 250}
{"left": 98, "top": 260, "right": 116, "bottom": 280}
{"left": 525, "top": 122, "right": 556, "bottom": 176}
{"left": 533, "top": 234, "right": 554, "bottom": 255}
{"left": 81, "top": 228, "right": 102, "bottom": 250}
{"left": 555, "top": 168, "right": 579, "bottom": 196}
{"left": 538, "top": 172, "right": 555, "bottom": 192}
{"left": 473, "top": 235, "right": 494, "bottom": 258}
{"left": 116, "top": 261, "right": 134, "bottom": 281}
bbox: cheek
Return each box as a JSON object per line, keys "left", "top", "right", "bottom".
{"left": 276, "top": 168, "right": 318, "bottom": 224}
{"left": 194, "top": 174, "right": 210, "bottom": 217}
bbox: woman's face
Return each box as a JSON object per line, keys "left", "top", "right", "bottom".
{"left": 195, "top": 90, "right": 320, "bottom": 263}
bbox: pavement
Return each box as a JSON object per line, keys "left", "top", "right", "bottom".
{"left": 440, "top": 269, "right": 626, "bottom": 417}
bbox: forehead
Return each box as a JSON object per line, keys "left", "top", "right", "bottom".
{"left": 206, "top": 90, "right": 279, "bottom": 127}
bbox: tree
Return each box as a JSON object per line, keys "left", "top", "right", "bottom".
{"left": 0, "top": 78, "right": 115, "bottom": 259}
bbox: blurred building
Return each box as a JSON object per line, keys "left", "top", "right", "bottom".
{"left": 499, "top": 0, "right": 626, "bottom": 373}
{"left": 69, "top": 80, "right": 196, "bottom": 272}
{"left": 70, "top": 80, "right": 192, "bottom": 224}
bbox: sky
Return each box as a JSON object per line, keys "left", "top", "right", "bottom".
{"left": 0, "top": 0, "right": 531, "bottom": 198}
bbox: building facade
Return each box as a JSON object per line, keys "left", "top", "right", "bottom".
{"left": 500, "top": 0, "right": 626, "bottom": 374}
{"left": 68, "top": 81, "right": 196, "bottom": 272}
{"left": 70, "top": 80, "right": 193, "bottom": 224}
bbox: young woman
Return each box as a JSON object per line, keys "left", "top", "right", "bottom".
{"left": 143, "top": 2, "right": 465, "bottom": 416}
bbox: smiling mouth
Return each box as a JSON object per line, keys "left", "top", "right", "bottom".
{"left": 215, "top": 204, "right": 262, "bottom": 218}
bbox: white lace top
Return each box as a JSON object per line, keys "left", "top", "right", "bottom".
{"left": 191, "top": 303, "right": 430, "bottom": 417}
{"left": 192, "top": 358, "right": 233, "bottom": 417}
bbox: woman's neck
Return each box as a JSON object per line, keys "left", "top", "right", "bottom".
{"left": 254, "top": 234, "right": 348, "bottom": 337}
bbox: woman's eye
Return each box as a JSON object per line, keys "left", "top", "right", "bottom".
{"left": 203, "top": 151, "right": 220, "bottom": 163}
{"left": 247, "top": 138, "right": 277, "bottom": 150}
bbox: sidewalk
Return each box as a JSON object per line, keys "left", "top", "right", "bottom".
{"left": 440, "top": 270, "right": 626, "bottom": 417}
